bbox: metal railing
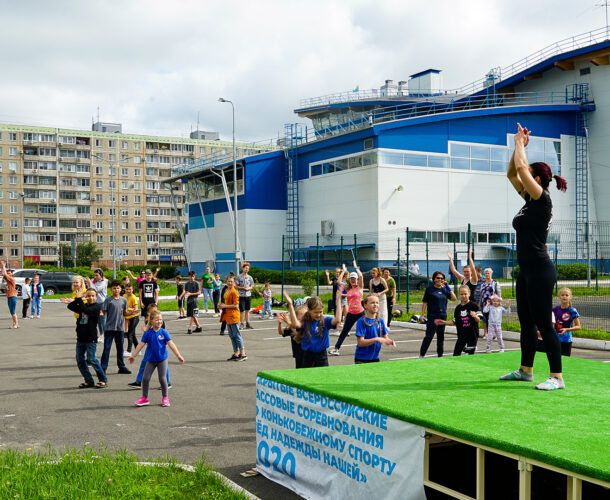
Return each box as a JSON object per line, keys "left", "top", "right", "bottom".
{"left": 298, "top": 26, "right": 610, "bottom": 108}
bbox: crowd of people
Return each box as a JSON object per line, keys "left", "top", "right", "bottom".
{"left": 1, "top": 124, "right": 578, "bottom": 399}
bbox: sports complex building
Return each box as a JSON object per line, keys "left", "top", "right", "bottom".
{"left": 169, "top": 27, "right": 610, "bottom": 275}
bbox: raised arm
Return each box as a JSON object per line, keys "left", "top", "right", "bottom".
{"left": 353, "top": 260, "right": 364, "bottom": 289}
{"left": 447, "top": 251, "right": 464, "bottom": 282}
{"left": 468, "top": 249, "right": 477, "bottom": 286}
{"left": 330, "top": 290, "right": 343, "bottom": 326}
{"left": 325, "top": 270, "right": 333, "bottom": 286}
{"left": 126, "top": 270, "right": 137, "bottom": 280}
{"left": 511, "top": 123, "right": 542, "bottom": 200}
{"left": 283, "top": 291, "right": 301, "bottom": 329}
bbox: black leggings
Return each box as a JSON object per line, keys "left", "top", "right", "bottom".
{"left": 334, "top": 311, "right": 364, "bottom": 350}
{"left": 212, "top": 290, "right": 220, "bottom": 313}
{"left": 386, "top": 299, "right": 393, "bottom": 326}
{"left": 517, "top": 259, "right": 562, "bottom": 373}
{"left": 419, "top": 314, "right": 446, "bottom": 357}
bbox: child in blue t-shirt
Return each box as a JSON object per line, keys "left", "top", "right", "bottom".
{"left": 552, "top": 287, "right": 581, "bottom": 357}
{"left": 129, "top": 311, "right": 184, "bottom": 407}
{"left": 354, "top": 295, "right": 396, "bottom": 363}
{"left": 284, "top": 290, "right": 343, "bottom": 368}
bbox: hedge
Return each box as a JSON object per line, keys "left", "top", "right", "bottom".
{"left": 513, "top": 263, "right": 597, "bottom": 280}
{"left": 249, "top": 267, "right": 327, "bottom": 285}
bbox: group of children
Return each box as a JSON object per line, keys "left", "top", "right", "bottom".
{"left": 60, "top": 261, "right": 581, "bottom": 406}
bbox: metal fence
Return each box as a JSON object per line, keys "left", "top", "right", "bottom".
{"left": 280, "top": 220, "right": 610, "bottom": 333}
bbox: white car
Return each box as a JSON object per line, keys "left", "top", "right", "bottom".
{"left": 0, "top": 269, "right": 48, "bottom": 295}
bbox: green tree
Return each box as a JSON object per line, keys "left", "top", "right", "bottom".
{"left": 76, "top": 241, "right": 103, "bottom": 267}
{"left": 59, "top": 243, "right": 74, "bottom": 267}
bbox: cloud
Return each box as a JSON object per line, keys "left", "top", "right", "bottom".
{"left": 0, "top": 0, "right": 604, "bottom": 140}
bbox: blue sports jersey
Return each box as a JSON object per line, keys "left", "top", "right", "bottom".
{"left": 552, "top": 305, "right": 579, "bottom": 343}
{"left": 300, "top": 316, "right": 335, "bottom": 352}
{"left": 141, "top": 328, "right": 172, "bottom": 362}
{"left": 354, "top": 316, "right": 388, "bottom": 361}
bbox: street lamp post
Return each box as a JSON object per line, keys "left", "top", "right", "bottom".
{"left": 218, "top": 97, "right": 239, "bottom": 275}
{"left": 19, "top": 192, "right": 25, "bottom": 268}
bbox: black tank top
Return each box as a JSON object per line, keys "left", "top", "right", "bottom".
{"left": 371, "top": 281, "right": 385, "bottom": 294}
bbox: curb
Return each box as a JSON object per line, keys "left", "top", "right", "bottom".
{"left": 390, "top": 321, "right": 610, "bottom": 351}
{"left": 135, "top": 462, "right": 260, "bottom": 500}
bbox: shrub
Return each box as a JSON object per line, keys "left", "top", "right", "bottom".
{"left": 249, "top": 267, "right": 326, "bottom": 285}
{"left": 301, "top": 277, "right": 315, "bottom": 296}
{"left": 513, "top": 263, "right": 596, "bottom": 280}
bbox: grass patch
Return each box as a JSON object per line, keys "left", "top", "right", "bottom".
{"left": 0, "top": 446, "right": 245, "bottom": 499}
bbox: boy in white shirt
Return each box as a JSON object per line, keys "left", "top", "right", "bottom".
{"left": 21, "top": 277, "right": 31, "bottom": 319}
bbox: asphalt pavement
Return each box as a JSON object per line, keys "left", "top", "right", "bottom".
{"left": 0, "top": 300, "right": 608, "bottom": 499}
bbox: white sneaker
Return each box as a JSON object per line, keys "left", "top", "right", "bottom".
{"left": 123, "top": 351, "right": 131, "bottom": 357}
{"left": 535, "top": 376, "right": 565, "bottom": 391}
{"left": 36, "top": 315, "right": 40, "bottom": 319}
{"left": 328, "top": 348, "right": 340, "bottom": 356}
{"left": 97, "top": 337, "right": 104, "bottom": 343}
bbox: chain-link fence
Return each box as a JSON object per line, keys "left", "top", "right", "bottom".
{"left": 279, "top": 220, "right": 610, "bottom": 333}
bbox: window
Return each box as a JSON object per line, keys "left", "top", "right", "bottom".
{"left": 9, "top": 132, "right": 17, "bottom": 141}
{"left": 121, "top": 168, "right": 128, "bottom": 176}
{"left": 10, "top": 205, "right": 18, "bottom": 214}
{"left": 96, "top": 208, "right": 103, "bottom": 216}
{"left": 135, "top": 249, "right": 142, "bottom": 256}
{"left": 121, "top": 181, "right": 128, "bottom": 189}
{"left": 10, "top": 191, "right": 18, "bottom": 199}
{"left": 133, "top": 157, "right": 141, "bottom": 164}
{"left": 95, "top": 221, "right": 103, "bottom": 229}
{"left": 135, "top": 222, "right": 142, "bottom": 229}
{"left": 122, "top": 222, "right": 129, "bottom": 230}
{"left": 109, "top": 153, "right": 116, "bottom": 161}
{"left": 122, "top": 235, "right": 129, "bottom": 243}
{"left": 96, "top": 180, "right": 103, "bottom": 188}
{"left": 96, "top": 235, "right": 103, "bottom": 243}
{"left": 9, "top": 162, "right": 17, "bottom": 172}
{"left": 121, "top": 209, "right": 128, "bottom": 217}
{"left": 95, "top": 166, "right": 103, "bottom": 175}
{"left": 121, "top": 141, "right": 128, "bottom": 149}
{"left": 122, "top": 249, "right": 129, "bottom": 256}
{"left": 133, "top": 182, "right": 141, "bottom": 189}
{"left": 11, "top": 249, "right": 18, "bottom": 257}
{"left": 135, "top": 235, "right": 142, "bottom": 243}
{"left": 108, "top": 140, "right": 116, "bottom": 148}
{"left": 9, "top": 147, "right": 18, "bottom": 156}
{"left": 134, "top": 195, "right": 141, "bottom": 203}
{"left": 95, "top": 194, "right": 103, "bottom": 202}
{"left": 11, "top": 234, "right": 18, "bottom": 242}
{"left": 11, "top": 219, "right": 19, "bottom": 228}
{"left": 78, "top": 178, "right": 90, "bottom": 187}
{"left": 109, "top": 208, "right": 116, "bottom": 216}
{"left": 76, "top": 164, "right": 90, "bottom": 173}
{"left": 134, "top": 209, "right": 141, "bottom": 217}
{"left": 96, "top": 139, "right": 102, "bottom": 147}
{"left": 109, "top": 180, "right": 116, "bottom": 189}
{"left": 9, "top": 176, "right": 17, "bottom": 185}
{"left": 134, "top": 168, "right": 141, "bottom": 177}
{"left": 121, "top": 155, "right": 129, "bottom": 163}
{"left": 121, "top": 195, "right": 128, "bottom": 203}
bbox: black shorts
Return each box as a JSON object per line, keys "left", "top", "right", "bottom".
{"left": 302, "top": 350, "right": 329, "bottom": 368}
{"left": 187, "top": 301, "right": 199, "bottom": 318}
{"left": 177, "top": 297, "right": 185, "bottom": 308}
{"left": 141, "top": 302, "right": 155, "bottom": 317}
{"left": 239, "top": 296, "right": 251, "bottom": 312}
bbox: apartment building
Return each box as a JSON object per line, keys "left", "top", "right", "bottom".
{"left": 0, "top": 122, "right": 249, "bottom": 268}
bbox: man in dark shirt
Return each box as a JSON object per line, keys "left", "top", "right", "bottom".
{"left": 63, "top": 288, "right": 108, "bottom": 388}
{"left": 138, "top": 269, "right": 159, "bottom": 318}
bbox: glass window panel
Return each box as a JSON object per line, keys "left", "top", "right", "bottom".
{"left": 451, "top": 157, "right": 469, "bottom": 170}
{"left": 470, "top": 145, "right": 489, "bottom": 160}
{"left": 403, "top": 154, "right": 427, "bottom": 167}
{"left": 428, "top": 156, "right": 449, "bottom": 168}
{"left": 490, "top": 161, "right": 507, "bottom": 172}
{"left": 322, "top": 163, "right": 334, "bottom": 174}
{"left": 451, "top": 143, "right": 470, "bottom": 157}
{"left": 362, "top": 152, "right": 377, "bottom": 166}
{"left": 378, "top": 151, "right": 404, "bottom": 165}
{"left": 528, "top": 138, "right": 545, "bottom": 152}
{"left": 471, "top": 159, "right": 490, "bottom": 171}
{"left": 528, "top": 150, "right": 544, "bottom": 163}
{"left": 547, "top": 140, "right": 561, "bottom": 155}
{"left": 348, "top": 156, "right": 362, "bottom": 169}
{"left": 310, "top": 164, "right": 321, "bottom": 176}
{"left": 334, "top": 158, "right": 348, "bottom": 172}
{"left": 544, "top": 151, "right": 560, "bottom": 166}
{"left": 490, "top": 148, "right": 508, "bottom": 161}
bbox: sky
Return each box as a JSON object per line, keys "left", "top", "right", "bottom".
{"left": 0, "top": 0, "right": 606, "bottom": 143}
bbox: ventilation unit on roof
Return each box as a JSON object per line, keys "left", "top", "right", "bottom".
{"left": 321, "top": 220, "right": 334, "bottom": 237}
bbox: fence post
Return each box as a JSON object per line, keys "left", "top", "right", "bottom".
{"left": 425, "top": 235, "right": 429, "bottom": 286}
{"left": 406, "top": 227, "right": 410, "bottom": 313}
{"left": 554, "top": 237, "right": 559, "bottom": 295}
{"left": 397, "top": 237, "right": 401, "bottom": 301}
{"left": 595, "top": 240, "right": 599, "bottom": 292}
{"left": 467, "top": 223, "right": 471, "bottom": 257}
{"left": 281, "top": 234, "right": 285, "bottom": 298}
{"left": 340, "top": 235, "right": 344, "bottom": 267}
{"left": 353, "top": 234, "right": 358, "bottom": 264}
{"left": 511, "top": 239, "right": 515, "bottom": 298}
{"left": 453, "top": 241, "right": 457, "bottom": 287}
{"left": 316, "top": 233, "right": 320, "bottom": 296}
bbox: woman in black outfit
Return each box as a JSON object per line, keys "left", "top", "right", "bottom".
{"left": 500, "top": 123, "right": 568, "bottom": 390}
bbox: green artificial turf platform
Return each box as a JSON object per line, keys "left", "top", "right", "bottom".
{"left": 258, "top": 352, "right": 610, "bottom": 483}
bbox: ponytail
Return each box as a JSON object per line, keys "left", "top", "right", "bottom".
{"left": 552, "top": 174, "right": 567, "bottom": 193}
{"left": 530, "top": 162, "right": 567, "bottom": 192}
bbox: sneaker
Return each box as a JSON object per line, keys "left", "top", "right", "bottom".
{"left": 187, "top": 329, "right": 192, "bottom": 335}
{"left": 168, "top": 384, "right": 172, "bottom": 389}
{"left": 36, "top": 315, "right": 40, "bottom": 319}
{"left": 239, "top": 354, "right": 248, "bottom": 361}
{"left": 245, "top": 323, "right": 253, "bottom": 329}
{"left": 29, "top": 315, "right": 34, "bottom": 319}
{"left": 135, "top": 397, "right": 149, "bottom": 406}
{"left": 227, "top": 354, "right": 240, "bottom": 361}
{"left": 194, "top": 327, "right": 202, "bottom": 333}
{"left": 123, "top": 351, "right": 131, "bottom": 357}
{"left": 128, "top": 381, "right": 142, "bottom": 388}
{"left": 535, "top": 376, "right": 565, "bottom": 391}
{"left": 97, "top": 337, "right": 104, "bottom": 343}
{"left": 499, "top": 349, "right": 505, "bottom": 353}
{"left": 499, "top": 369, "right": 534, "bottom": 382}
{"left": 239, "top": 323, "right": 244, "bottom": 329}
{"left": 219, "top": 331, "right": 225, "bottom": 335}
{"left": 118, "top": 368, "right": 132, "bottom": 374}
{"left": 162, "top": 397, "right": 171, "bottom": 407}
{"left": 213, "top": 313, "right": 220, "bottom": 317}
{"left": 328, "top": 348, "right": 340, "bottom": 356}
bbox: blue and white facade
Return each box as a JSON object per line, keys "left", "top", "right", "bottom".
{"left": 172, "top": 28, "right": 610, "bottom": 275}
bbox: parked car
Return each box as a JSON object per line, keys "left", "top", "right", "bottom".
{"left": 362, "top": 267, "right": 428, "bottom": 292}
{"left": 39, "top": 271, "right": 78, "bottom": 295}
{"left": 0, "top": 269, "right": 48, "bottom": 295}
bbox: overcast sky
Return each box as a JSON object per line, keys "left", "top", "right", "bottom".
{"left": 0, "top": 0, "right": 605, "bottom": 142}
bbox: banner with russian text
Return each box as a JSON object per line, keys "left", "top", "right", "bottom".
{"left": 256, "top": 376, "right": 425, "bottom": 500}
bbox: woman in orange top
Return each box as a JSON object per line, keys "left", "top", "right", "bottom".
{"left": 1, "top": 261, "right": 18, "bottom": 329}
{"left": 220, "top": 276, "right": 247, "bottom": 361}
